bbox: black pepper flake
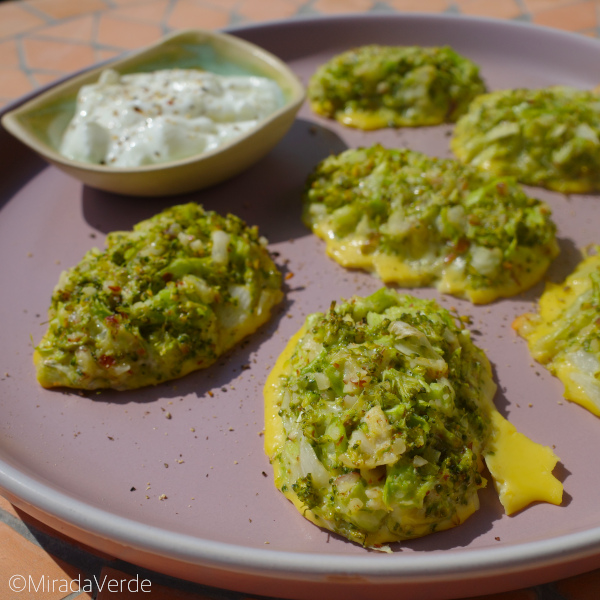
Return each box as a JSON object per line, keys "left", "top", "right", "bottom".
{"left": 262, "top": 471, "right": 267, "bottom": 478}
{"left": 130, "top": 486, "right": 136, "bottom": 492}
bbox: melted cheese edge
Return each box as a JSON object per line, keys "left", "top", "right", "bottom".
{"left": 320, "top": 235, "right": 552, "bottom": 305}
{"left": 513, "top": 252, "right": 600, "bottom": 417}
{"left": 483, "top": 411, "right": 562, "bottom": 514}
{"left": 264, "top": 326, "right": 563, "bottom": 543}
{"left": 337, "top": 109, "right": 391, "bottom": 130}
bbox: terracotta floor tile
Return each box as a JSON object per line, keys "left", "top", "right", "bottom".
{"left": 312, "top": 0, "right": 376, "bottom": 14}
{"left": 166, "top": 1, "right": 230, "bottom": 31}
{"left": 96, "top": 14, "right": 163, "bottom": 49}
{"left": 202, "top": 0, "right": 247, "bottom": 9}
{"left": 387, "top": 0, "right": 450, "bottom": 12}
{"left": 33, "top": 15, "right": 96, "bottom": 44}
{"left": 0, "top": 522, "right": 86, "bottom": 600}
{"left": 0, "top": 66, "right": 34, "bottom": 103}
{"left": 0, "top": 3, "right": 47, "bottom": 40}
{"left": 532, "top": 0, "right": 597, "bottom": 31}
{"left": 0, "top": 494, "right": 21, "bottom": 519}
{"left": 523, "top": 0, "right": 581, "bottom": 12}
{"left": 96, "top": 566, "right": 211, "bottom": 599}
{"left": 24, "top": 0, "right": 108, "bottom": 20}
{"left": 454, "top": 0, "right": 523, "bottom": 19}
{"left": 554, "top": 568, "right": 600, "bottom": 600}
{"left": 110, "top": 0, "right": 172, "bottom": 25}
{"left": 238, "top": 0, "right": 303, "bottom": 22}
{"left": 109, "top": 0, "right": 165, "bottom": 5}
{"left": 0, "top": 40, "right": 20, "bottom": 68}
{"left": 32, "top": 72, "right": 68, "bottom": 88}
{"left": 22, "top": 37, "right": 96, "bottom": 72}
{"left": 95, "top": 48, "right": 123, "bottom": 63}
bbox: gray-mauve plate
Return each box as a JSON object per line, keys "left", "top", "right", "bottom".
{"left": 2, "top": 13, "right": 600, "bottom": 600}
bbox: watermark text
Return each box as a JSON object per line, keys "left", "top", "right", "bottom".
{"left": 9, "top": 573, "right": 152, "bottom": 594}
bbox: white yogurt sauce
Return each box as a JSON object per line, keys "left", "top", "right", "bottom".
{"left": 60, "top": 68, "right": 284, "bottom": 167}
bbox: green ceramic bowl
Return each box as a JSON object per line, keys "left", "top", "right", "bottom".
{"left": 1, "top": 29, "right": 305, "bottom": 197}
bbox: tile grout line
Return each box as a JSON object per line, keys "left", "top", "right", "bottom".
{"left": 14, "top": 34, "right": 38, "bottom": 90}
{"left": 15, "top": 0, "right": 56, "bottom": 25}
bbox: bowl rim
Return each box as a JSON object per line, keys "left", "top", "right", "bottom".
{"left": 0, "top": 28, "right": 306, "bottom": 175}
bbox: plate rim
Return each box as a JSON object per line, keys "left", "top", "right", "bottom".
{"left": 1, "top": 457, "right": 599, "bottom": 580}
{"left": 2, "top": 10, "right": 600, "bottom": 589}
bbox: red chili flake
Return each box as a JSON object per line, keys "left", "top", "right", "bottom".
{"left": 162, "top": 272, "right": 173, "bottom": 282}
{"left": 444, "top": 252, "right": 457, "bottom": 264}
{"left": 285, "top": 272, "right": 294, "bottom": 280}
{"left": 105, "top": 315, "right": 119, "bottom": 326}
{"left": 99, "top": 355, "right": 116, "bottom": 368}
{"left": 454, "top": 238, "right": 470, "bottom": 254}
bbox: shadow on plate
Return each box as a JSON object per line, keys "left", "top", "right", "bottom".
{"left": 80, "top": 118, "right": 348, "bottom": 246}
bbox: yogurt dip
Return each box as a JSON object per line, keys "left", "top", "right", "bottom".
{"left": 59, "top": 68, "right": 284, "bottom": 167}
